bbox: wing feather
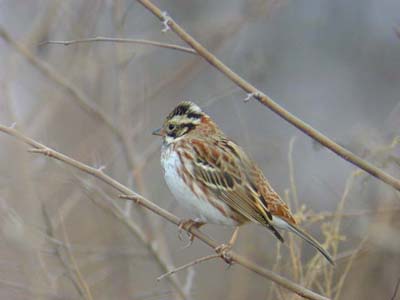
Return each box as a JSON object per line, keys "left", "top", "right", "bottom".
{"left": 187, "top": 137, "right": 286, "bottom": 241}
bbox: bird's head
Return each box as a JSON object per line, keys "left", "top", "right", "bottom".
{"left": 152, "top": 101, "right": 206, "bottom": 144}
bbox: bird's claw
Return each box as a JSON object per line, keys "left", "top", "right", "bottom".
{"left": 178, "top": 219, "right": 204, "bottom": 247}
{"left": 215, "top": 243, "right": 233, "bottom": 264}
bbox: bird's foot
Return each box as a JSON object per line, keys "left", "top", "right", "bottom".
{"left": 178, "top": 219, "right": 205, "bottom": 248}
{"left": 215, "top": 243, "right": 233, "bottom": 264}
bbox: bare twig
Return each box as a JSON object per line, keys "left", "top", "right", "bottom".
{"left": 157, "top": 254, "right": 219, "bottom": 281}
{"left": 183, "top": 267, "right": 195, "bottom": 296}
{"left": 0, "top": 125, "right": 330, "bottom": 300}
{"left": 333, "top": 236, "right": 368, "bottom": 300}
{"left": 59, "top": 214, "right": 94, "bottom": 300}
{"left": 0, "top": 27, "right": 138, "bottom": 178}
{"left": 135, "top": 0, "right": 400, "bottom": 192}
{"left": 0, "top": 28, "right": 119, "bottom": 139}
{"left": 40, "top": 37, "right": 196, "bottom": 54}
{"left": 286, "top": 137, "right": 303, "bottom": 284}
{"left": 41, "top": 205, "right": 89, "bottom": 298}
{"left": 267, "top": 240, "right": 284, "bottom": 300}
{"left": 288, "top": 137, "right": 299, "bottom": 210}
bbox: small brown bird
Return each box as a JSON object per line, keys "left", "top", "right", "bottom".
{"left": 153, "top": 101, "right": 333, "bottom": 264}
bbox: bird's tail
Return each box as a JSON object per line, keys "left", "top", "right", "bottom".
{"left": 286, "top": 222, "right": 334, "bottom": 265}
{"left": 272, "top": 216, "right": 334, "bottom": 265}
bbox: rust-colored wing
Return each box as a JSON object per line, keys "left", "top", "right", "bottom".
{"left": 184, "top": 136, "right": 295, "bottom": 241}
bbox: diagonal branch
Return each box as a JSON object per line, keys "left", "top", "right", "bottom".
{"left": 0, "top": 125, "right": 187, "bottom": 300}
{"left": 0, "top": 124, "right": 330, "bottom": 300}
{"left": 135, "top": 0, "right": 400, "bottom": 193}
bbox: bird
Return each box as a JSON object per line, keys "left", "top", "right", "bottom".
{"left": 153, "top": 101, "right": 334, "bottom": 265}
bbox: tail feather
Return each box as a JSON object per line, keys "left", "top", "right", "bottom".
{"left": 286, "top": 222, "right": 334, "bottom": 265}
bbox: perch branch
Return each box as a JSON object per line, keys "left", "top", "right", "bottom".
{"left": 135, "top": 0, "right": 400, "bottom": 192}
{"left": 0, "top": 125, "right": 329, "bottom": 300}
{"left": 0, "top": 125, "right": 187, "bottom": 299}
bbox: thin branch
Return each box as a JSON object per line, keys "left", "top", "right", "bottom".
{"left": 0, "top": 125, "right": 330, "bottom": 300}
{"left": 288, "top": 137, "right": 300, "bottom": 210}
{"left": 286, "top": 136, "right": 303, "bottom": 282}
{"left": 333, "top": 236, "right": 368, "bottom": 300}
{"left": 157, "top": 254, "right": 219, "bottom": 281}
{"left": 135, "top": 0, "right": 400, "bottom": 192}
{"left": 40, "top": 37, "right": 196, "bottom": 54}
{"left": 41, "top": 205, "right": 89, "bottom": 297}
{"left": 0, "top": 28, "right": 187, "bottom": 298}
{"left": 0, "top": 27, "right": 134, "bottom": 180}
{"left": 0, "top": 126, "right": 187, "bottom": 300}
{"left": 0, "top": 28, "right": 119, "bottom": 139}
{"left": 59, "top": 214, "right": 94, "bottom": 300}
{"left": 183, "top": 268, "right": 195, "bottom": 296}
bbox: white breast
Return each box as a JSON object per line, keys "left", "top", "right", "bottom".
{"left": 161, "top": 145, "right": 236, "bottom": 226}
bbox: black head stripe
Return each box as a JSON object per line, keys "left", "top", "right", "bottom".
{"left": 168, "top": 103, "right": 191, "bottom": 119}
{"left": 168, "top": 101, "right": 203, "bottom": 120}
{"left": 167, "top": 122, "right": 196, "bottom": 139}
{"left": 187, "top": 112, "right": 203, "bottom": 119}
{"left": 167, "top": 131, "right": 177, "bottom": 138}
{"left": 175, "top": 104, "right": 189, "bottom": 116}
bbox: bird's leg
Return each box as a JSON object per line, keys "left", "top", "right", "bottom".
{"left": 215, "top": 226, "right": 240, "bottom": 264}
{"left": 178, "top": 219, "right": 205, "bottom": 248}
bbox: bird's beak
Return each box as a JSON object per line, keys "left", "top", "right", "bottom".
{"left": 152, "top": 127, "right": 164, "bottom": 136}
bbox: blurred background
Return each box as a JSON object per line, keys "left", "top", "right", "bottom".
{"left": 0, "top": 0, "right": 400, "bottom": 299}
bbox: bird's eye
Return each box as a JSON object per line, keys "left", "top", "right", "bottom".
{"left": 168, "top": 124, "right": 175, "bottom": 131}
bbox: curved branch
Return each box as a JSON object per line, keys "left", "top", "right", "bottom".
{"left": 135, "top": 0, "right": 400, "bottom": 192}
{"left": 0, "top": 124, "right": 329, "bottom": 300}
{"left": 40, "top": 37, "right": 196, "bottom": 55}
